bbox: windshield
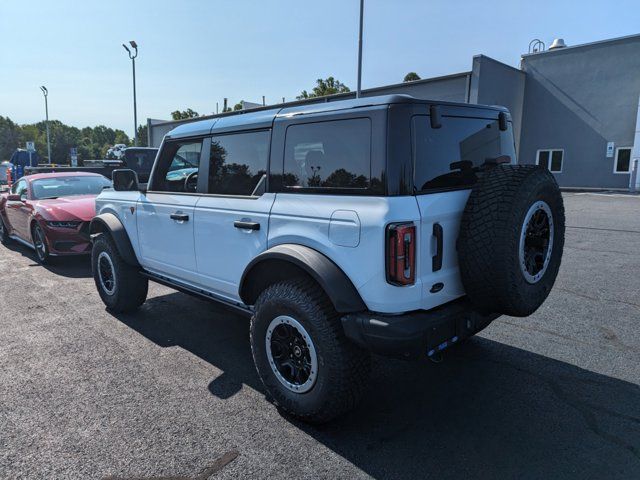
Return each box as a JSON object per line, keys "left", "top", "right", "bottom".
{"left": 32, "top": 176, "right": 112, "bottom": 200}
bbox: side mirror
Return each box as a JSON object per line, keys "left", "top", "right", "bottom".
{"left": 112, "top": 169, "right": 139, "bottom": 192}
{"left": 7, "top": 194, "right": 22, "bottom": 201}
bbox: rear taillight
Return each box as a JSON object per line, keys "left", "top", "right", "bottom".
{"left": 386, "top": 222, "right": 416, "bottom": 286}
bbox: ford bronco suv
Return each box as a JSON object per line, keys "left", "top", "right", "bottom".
{"left": 90, "top": 95, "right": 564, "bottom": 423}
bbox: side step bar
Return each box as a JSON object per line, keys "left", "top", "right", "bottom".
{"left": 141, "top": 271, "right": 253, "bottom": 318}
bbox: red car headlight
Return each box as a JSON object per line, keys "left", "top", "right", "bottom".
{"left": 46, "top": 221, "right": 81, "bottom": 229}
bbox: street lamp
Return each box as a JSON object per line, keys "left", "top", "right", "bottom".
{"left": 39, "top": 86, "right": 52, "bottom": 162}
{"left": 122, "top": 40, "right": 139, "bottom": 146}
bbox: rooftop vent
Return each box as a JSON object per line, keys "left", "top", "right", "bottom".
{"left": 549, "top": 38, "right": 567, "bottom": 50}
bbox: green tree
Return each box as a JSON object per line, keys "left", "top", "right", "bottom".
{"left": 0, "top": 116, "right": 138, "bottom": 163}
{"left": 0, "top": 116, "right": 22, "bottom": 161}
{"left": 233, "top": 102, "right": 243, "bottom": 111}
{"left": 114, "top": 130, "right": 130, "bottom": 146}
{"left": 136, "top": 124, "right": 148, "bottom": 147}
{"left": 403, "top": 72, "right": 421, "bottom": 82}
{"left": 297, "top": 77, "right": 351, "bottom": 100}
{"left": 171, "top": 108, "right": 200, "bottom": 120}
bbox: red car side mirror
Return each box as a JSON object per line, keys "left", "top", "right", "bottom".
{"left": 7, "top": 194, "right": 23, "bottom": 201}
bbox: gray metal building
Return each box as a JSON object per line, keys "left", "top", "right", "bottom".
{"left": 148, "top": 33, "right": 640, "bottom": 190}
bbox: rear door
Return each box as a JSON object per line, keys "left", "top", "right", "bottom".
{"left": 136, "top": 139, "right": 204, "bottom": 284}
{"left": 411, "top": 114, "right": 517, "bottom": 310}
{"left": 193, "top": 130, "right": 274, "bottom": 301}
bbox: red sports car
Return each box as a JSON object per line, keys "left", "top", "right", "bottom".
{"left": 0, "top": 172, "right": 111, "bottom": 263}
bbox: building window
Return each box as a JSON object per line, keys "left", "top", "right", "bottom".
{"left": 537, "top": 149, "right": 563, "bottom": 173}
{"left": 614, "top": 147, "right": 632, "bottom": 174}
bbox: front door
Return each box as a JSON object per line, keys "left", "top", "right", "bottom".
{"left": 193, "top": 130, "right": 274, "bottom": 301}
{"left": 5, "top": 179, "right": 31, "bottom": 241}
{"left": 136, "top": 139, "right": 204, "bottom": 285}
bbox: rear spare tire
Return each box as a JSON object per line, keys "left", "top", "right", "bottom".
{"left": 457, "top": 165, "right": 565, "bottom": 317}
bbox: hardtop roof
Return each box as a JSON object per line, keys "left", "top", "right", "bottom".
{"left": 165, "top": 94, "right": 509, "bottom": 140}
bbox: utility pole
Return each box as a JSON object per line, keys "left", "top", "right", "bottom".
{"left": 39, "top": 86, "right": 52, "bottom": 162}
{"left": 356, "top": 0, "right": 364, "bottom": 98}
{"left": 122, "top": 41, "right": 139, "bottom": 146}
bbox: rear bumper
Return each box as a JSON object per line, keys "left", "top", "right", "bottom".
{"left": 341, "top": 298, "right": 499, "bottom": 359}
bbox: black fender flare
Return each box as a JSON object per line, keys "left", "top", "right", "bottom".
{"left": 239, "top": 244, "right": 366, "bottom": 313}
{"left": 89, "top": 213, "right": 140, "bottom": 267}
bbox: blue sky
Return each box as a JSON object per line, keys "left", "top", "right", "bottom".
{"left": 1, "top": 0, "right": 639, "bottom": 136}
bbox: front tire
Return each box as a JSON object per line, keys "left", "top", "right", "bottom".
{"left": 250, "top": 278, "right": 371, "bottom": 423}
{"left": 32, "top": 223, "right": 50, "bottom": 264}
{"left": 92, "top": 233, "right": 148, "bottom": 313}
{"left": 0, "top": 217, "right": 10, "bottom": 245}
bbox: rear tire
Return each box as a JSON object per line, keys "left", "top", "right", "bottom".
{"left": 250, "top": 278, "right": 371, "bottom": 423}
{"left": 92, "top": 233, "right": 148, "bottom": 313}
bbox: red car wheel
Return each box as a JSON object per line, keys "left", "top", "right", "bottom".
{"left": 32, "top": 223, "right": 50, "bottom": 264}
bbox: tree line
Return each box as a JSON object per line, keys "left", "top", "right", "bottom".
{"left": 0, "top": 115, "right": 150, "bottom": 163}
{"left": 2, "top": 73, "right": 422, "bottom": 163}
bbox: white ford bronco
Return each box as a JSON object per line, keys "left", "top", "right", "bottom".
{"left": 91, "top": 95, "right": 565, "bottom": 423}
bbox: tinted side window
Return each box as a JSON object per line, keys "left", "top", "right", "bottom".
{"left": 283, "top": 118, "right": 371, "bottom": 189}
{"left": 412, "top": 116, "right": 516, "bottom": 192}
{"left": 12, "top": 179, "right": 28, "bottom": 197}
{"left": 152, "top": 141, "right": 202, "bottom": 193}
{"left": 208, "top": 131, "right": 270, "bottom": 196}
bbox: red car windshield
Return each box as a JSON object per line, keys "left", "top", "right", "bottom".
{"left": 31, "top": 176, "right": 112, "bottom": 200}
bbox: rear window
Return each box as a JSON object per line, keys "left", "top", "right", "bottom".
{"left": 412, "top": 115, "right": 516, "bottom": 193}
{"left": 283, "top": 118, "right": 371, "bottom": 190}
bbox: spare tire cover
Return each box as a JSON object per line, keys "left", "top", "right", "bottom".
{"left": 457, "top": 165, "right": 565, "bottom": 317}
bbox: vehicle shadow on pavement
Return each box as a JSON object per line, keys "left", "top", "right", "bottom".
{"left": 4, "top": 241, "right": 92, "bottom": 278}
{"left": 113, "top": 292, "right": 640, "bottom": 479}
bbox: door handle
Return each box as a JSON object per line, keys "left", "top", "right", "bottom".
{"left": 170, "top": 213, "right": 189, "bottom": 222}
{"left": 432, "top": 223, "right": 443, "bottom": 272}
{"left": 234, "top": 221, "right": 260, "bottom": 231}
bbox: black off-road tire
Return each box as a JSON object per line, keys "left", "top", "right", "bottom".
{"left": 0, "top": 217, "right": 10, "bottom": 245}
{"left": 250, "top": 278, "right": 371, "bottom": 424}
{"left": 92, "top": 233, "right": 148, "bottom": 313}
{"left": 457, "top": 165, "right": 565, "bottom": 317}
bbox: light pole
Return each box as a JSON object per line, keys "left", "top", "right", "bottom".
{"left": 39, "top": 86, "right": 52, "bottom": 162}
{"left": 356, "top": 0, "right": 364, "bottom": 98}
{"left": 122, "top": 40, "right": 139, "bottom": 146}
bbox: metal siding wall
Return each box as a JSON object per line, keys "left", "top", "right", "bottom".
{"left": 146, "top": 76, "right": 470, "bottom": 147}
{"left": 362, "top": 75, "right": 469, "bottom": 103}
{"left": 519, "top": 37, "right": 640, "bottom": 188}
{"left": 470, "top": 56, "right": 526, "bottom": 156}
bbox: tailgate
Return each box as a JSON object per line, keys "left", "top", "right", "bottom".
{"left": 415, "top": 190, "right": 470, "bottom": 311}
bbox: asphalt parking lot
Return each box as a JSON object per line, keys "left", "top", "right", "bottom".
{"left": 1, "top": 193, "right": 639, "bottom": 479}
